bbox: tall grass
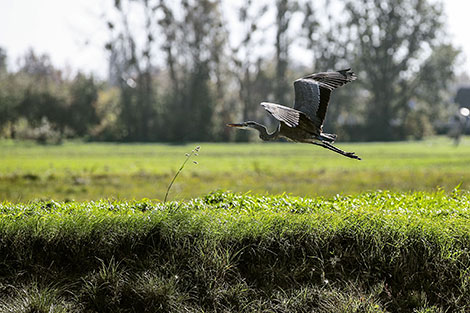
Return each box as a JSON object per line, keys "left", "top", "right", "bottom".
{"left": 164, "top": 145, "right": 200, "bottom": 203}
{"left": 0, "top": 190, "right": 469, "bottom": 311}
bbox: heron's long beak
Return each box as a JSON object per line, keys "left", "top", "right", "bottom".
{"left": 227, "top": 123, "right": 246, "bottom": 128}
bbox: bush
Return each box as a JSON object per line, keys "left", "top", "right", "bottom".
{"left": 403, "top": 111, "right": 435, "bottom": 140}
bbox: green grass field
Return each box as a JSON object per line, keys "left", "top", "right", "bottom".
{"left": 1, "top": 137, "right": 470, "bottom": 202}
{"left": 0, "top": 190, "right": 469, "bottom": 312}
{"left": 1, "top": 138, "right": 470, "bottom": 311}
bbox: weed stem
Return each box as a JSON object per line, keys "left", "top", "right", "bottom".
{"left": 164, "top": 146, "right": 200, "bottom": 203}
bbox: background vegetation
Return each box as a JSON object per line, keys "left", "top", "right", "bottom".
{"left": 0, "top": 0, "right": 464, "bottom": 143}
{"left": 1, "top": 1, "right": 470, "bottom": 311}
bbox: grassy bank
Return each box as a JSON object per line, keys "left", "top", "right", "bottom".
{"left": 1, "top": 137, "right": 470, "bottom": 202}
{"left": 1, "top": 190, "right": 469, "bottom": 312}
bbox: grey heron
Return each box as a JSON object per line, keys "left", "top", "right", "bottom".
{"left": 228, "top": 68, "right": 361, "bottom": 160}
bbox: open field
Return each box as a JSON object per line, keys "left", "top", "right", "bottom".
{"left": 1, "top": 190, "right": 469, "bottom": 312}
{"left": 1, "top": 137, "right": 470, "bottom": 202}
{"left": 2, "top": 139, "right": 470, "bottom": 311}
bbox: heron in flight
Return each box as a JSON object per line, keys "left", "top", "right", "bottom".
{"left": 227, "top": 68, "right": 361, "bottom": 160}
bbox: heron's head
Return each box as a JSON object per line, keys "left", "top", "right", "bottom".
{"left": 226, "top": 122, "right": 258, "bottom": 130}
{"left": 227, "top": 121, "right": 276, "bottom": 141}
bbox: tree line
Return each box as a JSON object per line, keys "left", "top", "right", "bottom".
{"left": 0, "top": 0, "right": 460, "bottom": 143}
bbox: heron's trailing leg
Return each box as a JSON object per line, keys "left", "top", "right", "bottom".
{"left": 313, "top": 141, "right": 361, "bottom": 160}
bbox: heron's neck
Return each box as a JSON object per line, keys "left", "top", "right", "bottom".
{"left": 251, "top": 122, "right": 279, "bottom": 141}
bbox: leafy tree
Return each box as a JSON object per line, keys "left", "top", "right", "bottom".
{"left": 229, "top": 0, "right": 271, "bottom": 141}
{"left": 106, "top": 0, "right": 158, "bottom": 141}
{"left": 0, "top": 79, "right": 22, "bottom": 138}
{"left": 68, "top": 73, "right": 100, "bottom": 136}
{"left": 0, "top": 48, "right": 14, "bottom": 136}
{"left": 0, "top": 49, "right": 103, "bottom": 141}
{"left": 274, "top": 0, "right": 296, "bottom": 106}
{"left": 14, "top": 50, "right": 68, "bottom": 136}
{"left": 300, "top": 1, "right": 365, "bottom": 139}
{"left": 344, "top": 0, "right": 455, "bottom": 140}
{"left": 413, "top": 44, "right": 460, "bottom": 121}
{"left": 158, "top": 0, "right": 227, "bottom": 141}
{"left": 91, "top": 87, "right": 123, "bottom": 141}
{"left": 0, "top": 47, "right": 6, "bottom": 75}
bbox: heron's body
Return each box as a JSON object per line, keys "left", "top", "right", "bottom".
{"left": 228, "top": 68, "right": 361, "bottom": 160}
{"left": 255, "top": 117, "right": 322, "bottom": 143}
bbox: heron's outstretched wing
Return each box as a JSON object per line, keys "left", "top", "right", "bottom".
{"left": 260, "top": 102, "right": 300, "bottom": 128}
{"left": 294, "top": 68, "right": 356, "bottom": 128}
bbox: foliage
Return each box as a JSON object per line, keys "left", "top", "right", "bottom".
{"left": 0, "top": 190, "right": 469, "bottom": 311}
{"left": 0, "top": 50, "right": 101, "bottom": 142}
{"left": 157, "top": 0, "right": 227, "bottom": 141}
{"left": 91, "top": 87, "right": 123, "bottom": 140}
{"left": 0, "top": 0, "right": 460, "bottom": 142}
{"left": 0, "top": 47, "right": 6, "bottom": 74}
{"left": 403, "top": 110, "right": 435, "bottom": 140}
{"left": 343, "top": 0, "right": 457, "bottom": 140}
{"left": 68, "top": 74, "right": 100, "bottom": 137}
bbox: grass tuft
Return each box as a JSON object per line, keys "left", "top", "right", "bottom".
{"left": 0, "top": 283, "right": 74, "bottom": 313}
{"left": 164, "top": 145, "right": 200, "bottom": 203}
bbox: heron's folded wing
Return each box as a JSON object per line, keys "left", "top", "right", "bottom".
{"left": 260, "top": 102, "right": 300, "bottom": 128}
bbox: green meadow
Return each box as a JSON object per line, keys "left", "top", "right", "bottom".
{"left": 1, "top": 137, "right": 470, "bottom": 202}
{"left": 0, "top": 190, "right": 469, "bottom": 311}
{"left": 1, "top": 138, "right": 470, "bottom": 312}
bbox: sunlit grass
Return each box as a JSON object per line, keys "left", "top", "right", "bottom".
{"left": 1, "top": 137, "right": 470, "bottom": 202}
{"left": 2, "top": 138, "right": 469, "bottom": 310}
{"left": 0, "top": 190, "right": 469, "bottom": 311}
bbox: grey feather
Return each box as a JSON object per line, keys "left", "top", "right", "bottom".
{"left": 260, "top": 102, "right": 300, "bottom": 128}
{"left": 293, "top": 79, "right": 322, "bottom": 127}
{"left": 302, "top": 68, "right": 357, "bottom": 90}
{"left": 294, "top": 68, "right": 356, "bottom": 128}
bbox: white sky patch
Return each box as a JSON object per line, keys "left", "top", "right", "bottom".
{"left": 0, "top": 0, "right": 469, "bottom": 78}
{"left": 0, "top": 0, "right": 110, "bottom": 77}
{"left": 443, "top": 0, "right": 470, "bottom": 74}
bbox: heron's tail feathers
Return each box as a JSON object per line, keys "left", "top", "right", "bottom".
{"left": 319, "top": 132, "right": 337, "bottom": 143}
